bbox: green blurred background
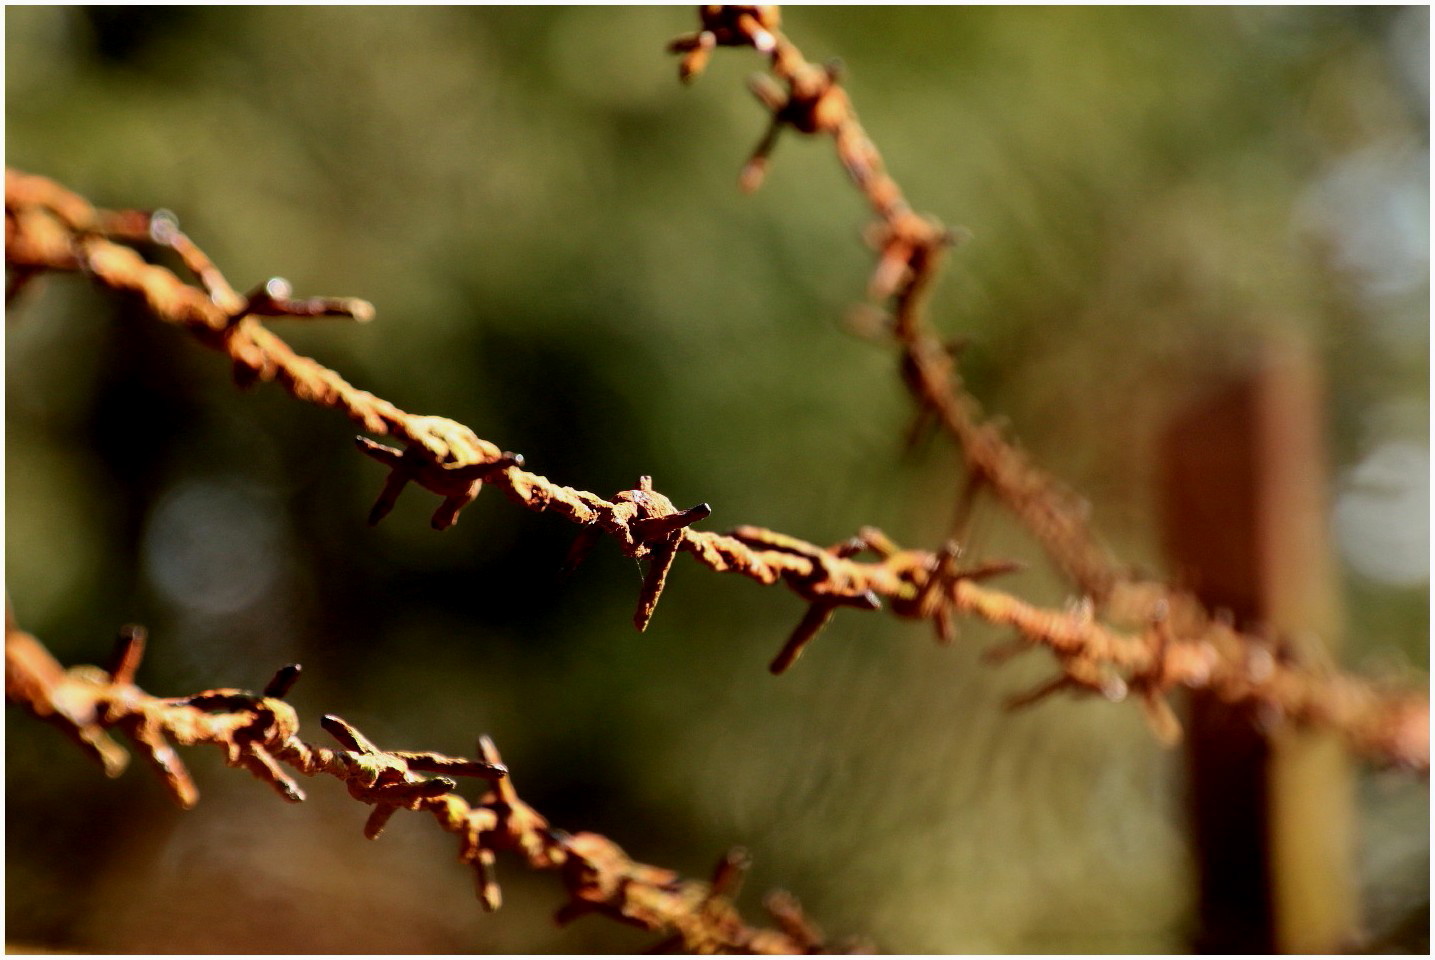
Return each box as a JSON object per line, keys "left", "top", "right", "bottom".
{"left": 6, "top": 6, "right": 1428, "bottom": 953}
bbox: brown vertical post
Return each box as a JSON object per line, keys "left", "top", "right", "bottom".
{"left": 1161, "top": 337, "right": 1355, "bottom": 953}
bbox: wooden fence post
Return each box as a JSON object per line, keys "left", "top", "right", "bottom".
{"left": 1160, "top": 336, "right": 1356, "bottom": 952}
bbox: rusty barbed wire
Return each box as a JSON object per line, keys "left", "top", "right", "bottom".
{"left": 5, "top": 8, "right": 1429, "bottom": 775}
{"left": 664, "top": 7, "right": 1430, "bottom": 766}
{"left": 3, "top": 607, "right": 859, "bottom": 954}
{"left": 669, "top": 6, "right": 1128, "bottom": 604}
{"left": 4, "top": 158, "right": 1427, "bottom": 772}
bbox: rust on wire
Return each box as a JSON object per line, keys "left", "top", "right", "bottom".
{"left": 3, "top": 7, "right": 1427, "bottom": 788}
{"left": 660, "top": 7, "right": 1427, "bottom": 768}
{"left": 665, "top": 8, "right": 1118, "bottom": 600}
{"left": 3, "top": 609, "right": 852, "bottom": 953}
{"left": 3, "top": 161, "right": 1426, "bottom": 769}
{"left": 669, "top": 6, "right": 781, "bottom": 83}
{"left": 3, "top": 8, "right": 1431, "bottom": 954}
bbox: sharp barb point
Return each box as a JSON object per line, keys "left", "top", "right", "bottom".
{"left": 263, "top": 663, "right": 302, "bottom": 698}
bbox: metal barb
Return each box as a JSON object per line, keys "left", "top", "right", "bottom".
{"left": 263, "top": 663, "right": 303, "bottom": 699}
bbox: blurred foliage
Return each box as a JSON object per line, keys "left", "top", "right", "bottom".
{"left": 6, "top": 6, "right": 1428, "bottom": 953}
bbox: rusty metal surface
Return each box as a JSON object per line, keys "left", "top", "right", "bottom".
{"left": 4, "top": 6, "right": 1429, "bottom": 954}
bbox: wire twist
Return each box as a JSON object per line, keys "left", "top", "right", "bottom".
{"left": 3, "top": 6, "right": 1426, "bottom": 820}
{"left": 4, "top": 9, "right": 1429, "bottom": 953}
{"left": 3, "top": 609, "right": 859, "bottom": 953}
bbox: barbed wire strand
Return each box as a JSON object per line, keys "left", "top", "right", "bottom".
{"left": 670, "top": 3, "right": 1386, "bottom": 699}
{"left": 4, "top": 7, "right": 1428, "bottom": 950}
{"left": 671, "top": 6, "right": 1124, "bottom": 601}
{"left": 664, "top": 6, "right": 1429, "bottom": 764}
{"left": 7, "top": 161, "right": 1426, "bottom": 769}
{"left": 4, "top": 606, "right": 859, "bottom": 954}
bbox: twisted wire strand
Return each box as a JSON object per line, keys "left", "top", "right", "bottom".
{"left": 671, "top": 7, "right": 1122, "bottom": 600}
{"left": 4, "top": 11, "right": 1425, "bottom": 794}
{"left": 4, "top": 609, "right": 851, "bottom": 954}
{"left": 664, "top": 6, "right": 1428, "bottom": 766}
{"left": 4, "top": 8, "right": 1429, "bottom": 952}
{"left": 4, "top": 164, "right": 1425, "bottom": 771}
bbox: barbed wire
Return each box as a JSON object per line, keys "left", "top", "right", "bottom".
{"left": 5, "top": 6, "right": 1428, "bottom": 951}
{"left": 664, "top": 6, "right": 1429, "bottom": 764}
{"left": 6, "top": 161, "right": 1424, "bottom": 768}
{"left": 673, "top": 6, "right": 1122, "bottom": 599}
{"left": 4, "top": 605, "right": 857, "bottom": 953}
